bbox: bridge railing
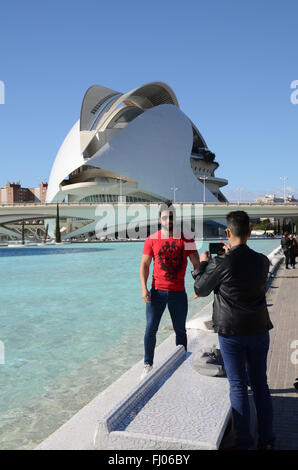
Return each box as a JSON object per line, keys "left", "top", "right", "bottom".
{"left": 1, "top": 202, "right": 298, "bottom": 207}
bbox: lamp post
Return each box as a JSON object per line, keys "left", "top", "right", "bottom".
{"left": 280, "top": 176, "right": 288, "bottom": 203}
{"left": 171, "top": 185, "right": 179, "bottom": 203}
{"left": 200, "top": 176, "right": 208, "bottom": 203}
{"left": 236, "top": 187, "right": 244, "bottom": 204}
{"left": 117, "top": 176, "right": 124, "bottom": 203}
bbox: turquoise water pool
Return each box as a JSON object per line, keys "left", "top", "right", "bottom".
{"left": 0, "top": 239, "right": 280, "bottom": 449}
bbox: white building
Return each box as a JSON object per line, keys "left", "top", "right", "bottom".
{"left": 255, "top": 194, "right": 298, "bottom": 204}
{"left": 47, "top": 82, "right": 228, "bottom": 205}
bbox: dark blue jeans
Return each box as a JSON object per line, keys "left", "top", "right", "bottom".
{"left": 218, "top": 332, "right": 275, "bottom": 449}
{"left": 144, "top": 289, "right": 188, "bottom": 366}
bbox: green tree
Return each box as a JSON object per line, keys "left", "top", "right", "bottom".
{"left": 55, "top": 204, "right": 61, "bottom": 243}
{"left": 43, "top": 223, "right": 49, "bottom": 244}
{"left": 250, "top": 218, "right": 274, "bottom": 232}
{"left": 21, "top": 219, "right": 25, "bottom": 245}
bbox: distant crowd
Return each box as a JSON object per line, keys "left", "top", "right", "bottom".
{"left": 281, "top": 232, "right": 298, "bottom": 269}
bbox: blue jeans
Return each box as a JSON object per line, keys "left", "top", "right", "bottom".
{"left": 218, "top": 332, "right": 275, "bottom": 449}
{"left": 144, "top": 289, "right": 188, "bottom": 366}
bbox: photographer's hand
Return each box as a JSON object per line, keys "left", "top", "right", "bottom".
{"left": 200, "top": 250, "right": 211, "bottom": 262}
{"left": 220, "top": 240, "right": 231, "bottom": 254}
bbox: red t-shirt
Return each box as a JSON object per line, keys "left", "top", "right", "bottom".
{"left": 143, "top": 230, "right": 197, "bottom": 291}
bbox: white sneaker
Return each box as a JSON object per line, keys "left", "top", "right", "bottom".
{"left": 140, "top": 364, "right": 153, "bottom": 381}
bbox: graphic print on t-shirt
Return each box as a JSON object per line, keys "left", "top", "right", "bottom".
{"left": 158, "top": 241, "right": 184, "bottom": 280}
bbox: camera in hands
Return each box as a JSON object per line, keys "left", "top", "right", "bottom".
{"left": 209, "top": 242, "right": 225, "bottom": 256}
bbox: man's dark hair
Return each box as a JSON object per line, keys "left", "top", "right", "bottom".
{"left": 226, "top": 210, "right": 250, "bottom": 238}
{"left": 283, "top": 231, "right": 289, "bottom": 237}
{"left": 158, "top": 200, "right": 176, "bottom": 218}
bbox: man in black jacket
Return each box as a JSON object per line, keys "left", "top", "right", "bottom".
{"left": 281, "top": 231, "right": 291, "bottom": 269}
{"left": 193, "top": 211, "right": 275, "bottom": 450}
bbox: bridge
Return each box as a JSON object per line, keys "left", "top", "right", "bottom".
{"left": 0, "top": 202, "right": 297, "bottom": 239}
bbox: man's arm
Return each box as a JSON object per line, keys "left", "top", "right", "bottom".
{"left": 140, "top": 254, "right": 152, "bottom": 303}
{"left": 193, "top": 251, "right": 224, "bottom": 297}
{"left": 188, "top": 251, "right": 200, "bottom": 270}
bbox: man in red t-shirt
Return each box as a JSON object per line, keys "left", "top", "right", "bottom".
{"left": 139, "top": 201, "right": 200, "bottom": 380}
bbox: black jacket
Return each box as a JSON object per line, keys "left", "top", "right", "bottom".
{"left": 193, "top": 244, "right": 273, "bottom": 335}
{"left": 281, "top": 237, "right": 291, "bottom": 253}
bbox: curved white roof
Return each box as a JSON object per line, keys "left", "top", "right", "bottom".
{"left": 47, "top": 82, "right": 219, "bottom": 204}
{"left": 80, "top": 84, "right": 120, "bottom": 131}
{"left": 87, "top": 104, "right": 218, "bottom": 202}
{"left": 47, "top": 119, "right": 84, "bottom": 203}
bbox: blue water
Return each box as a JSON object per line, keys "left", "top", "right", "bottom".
{"left": 0, "top": 239, "right": 279, "bottom": 449}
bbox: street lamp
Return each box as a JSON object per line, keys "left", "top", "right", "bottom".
{"left": 116, "top": 176, "right": 124, "bottom": 203}
{"left": 280, "top": 176, "right": 288, "bottom": 203}
{"left": 235, "top": 187, "right": 244, "bottom": 204}
{"left": 200, "top": 176, "right": 208, "bottom": 203}
{"left": 171, "top": 185, "right": 179, "bottom": 203}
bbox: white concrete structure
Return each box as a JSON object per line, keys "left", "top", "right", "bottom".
{"left": 255, "top": 194, "right": 298, "bottom": 204}
{"left": 47, "top": 82, "right": 228, "bottom": 206}
{"left": 44, "top": 82, "right": 229, "bottom": 238}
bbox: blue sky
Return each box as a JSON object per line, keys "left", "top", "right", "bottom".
{"left": 0, "top": 0, "right": 297, "bottom": 201}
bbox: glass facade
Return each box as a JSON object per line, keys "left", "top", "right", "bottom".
{"left": 79, "top": 194, "right": 152, "bottom": 203}
{"left": 107, "top": 107, "right": 144, "bottom": 128}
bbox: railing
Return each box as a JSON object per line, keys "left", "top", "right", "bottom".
{"left": 0, "top": 201, "right": 298, "bottom": 207}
